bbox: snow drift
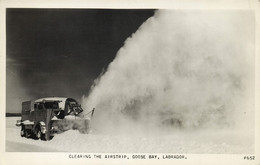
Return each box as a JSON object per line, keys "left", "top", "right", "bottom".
{"left": 52, "top": 118, "right": 91, "bottom": 134}
{"left": 82, "top": 10, "right": 254, "bottom": 134}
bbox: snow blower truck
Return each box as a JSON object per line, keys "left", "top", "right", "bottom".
{"left": 16, "top": 97, "right": 95, "bottom": 141}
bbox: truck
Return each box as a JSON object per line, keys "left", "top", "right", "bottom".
{"left": 16, "top": 97, "right": 94, "bottom": 141}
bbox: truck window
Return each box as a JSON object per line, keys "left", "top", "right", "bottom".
{"left": 44, "top": 102, "right": 59, "bottom": 109}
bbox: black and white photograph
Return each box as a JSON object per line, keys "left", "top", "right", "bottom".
{"left": 1, "top": 1, "right": 259, "bottom": 164}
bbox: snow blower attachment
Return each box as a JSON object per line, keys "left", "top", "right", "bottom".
{"left": 16, "top": 97, "right": 93, "bottom": 141}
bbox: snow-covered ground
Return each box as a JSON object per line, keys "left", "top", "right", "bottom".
{"left": 6, "top": 117, "right": 254, "bottom": 153}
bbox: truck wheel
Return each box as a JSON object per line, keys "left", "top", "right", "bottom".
{"left": 36, "top": 128, "right": 41, "bottom": 140}
{"left": 20, "top": 126, "right": 25, "bottom": 137}
{"left": 36, "top": 127, "right": 44, "bottom": 140}
{"left": 25, "top": 130, "right": 30, "bottom": 138}
{"left": 36, "top": 127, "right": 46, "bottom": 140}
{"left": 41, "top": 133, "right": 46, "bottom": 141}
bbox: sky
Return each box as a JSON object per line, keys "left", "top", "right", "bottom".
{"left": 6, "top": 9, "right": 155, "bottom": 113}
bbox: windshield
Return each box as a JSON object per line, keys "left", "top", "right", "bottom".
{"left": 44, "top": 102, "right": 59, "bottom": 109}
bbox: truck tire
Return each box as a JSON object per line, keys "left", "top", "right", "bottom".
{"left": 25, "top": 130, "right": 30, "bottom": 138}
{"left": 36, "top": 126, "right": 46, "bottom": 141}
{"left": 41, "top": 133, "right": 46, "bottom": 141}
{"left": 36, "top": 127, "right": 41, "bottom": 140}
{"left": 20, "top": 125, "right": 25, "bottom": 137}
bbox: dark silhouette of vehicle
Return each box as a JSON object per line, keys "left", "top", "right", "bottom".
{"left": 16, "top": 97, "right": 93, "bottom": 140}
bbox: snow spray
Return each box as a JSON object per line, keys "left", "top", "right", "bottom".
{"left": 82, "top": 10, "right": 254, "bottom": 134}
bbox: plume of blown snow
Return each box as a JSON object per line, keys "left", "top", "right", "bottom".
{"left": 82, "top": 10, "right": 254, "bottom": 135}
